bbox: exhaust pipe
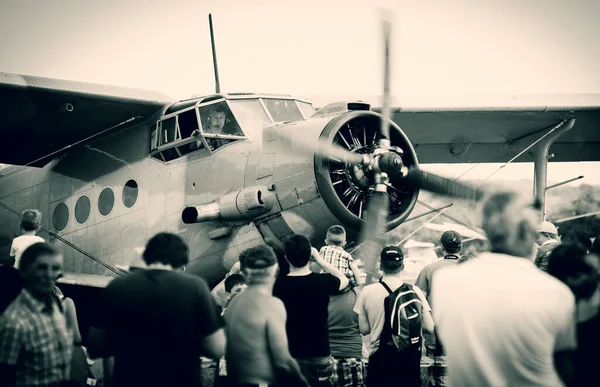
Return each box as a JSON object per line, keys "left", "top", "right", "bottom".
{"left": 182, "top": 186, "right": 275, "bottom": 224}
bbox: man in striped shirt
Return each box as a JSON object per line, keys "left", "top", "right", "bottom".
{"left": 0, "top": 243, "right": 73, "bottom": 387}
{"left": 319, "top": 225, "right": 363, "bottom": 287}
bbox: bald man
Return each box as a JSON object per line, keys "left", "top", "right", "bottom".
{"left": 431, "top": 190, "right": 577, "bottom": 387}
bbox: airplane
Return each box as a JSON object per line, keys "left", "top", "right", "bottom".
{"left": 1, "top": 13, "right": 600, "bottom": 298}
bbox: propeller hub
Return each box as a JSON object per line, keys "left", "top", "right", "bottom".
{"left": 313, "top": 112, "right": 420, "bottom": 231}
{"left": 349, "top": 164, "right": 373, "bottom": 190}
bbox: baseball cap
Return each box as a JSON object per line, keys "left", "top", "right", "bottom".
{"left": 441, "top": 230, "right": 462, "bottom": 248}
{"left": 380, "top": 246, "right": 404, "bottom": 262}
{"left": 538, "top": 221, "right": 558, "bottom": 235}
{"left": 239, "top": 246, "right": 278, "bottom": 269}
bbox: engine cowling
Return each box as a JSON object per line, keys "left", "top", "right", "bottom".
{"left": 313, "top": 111, "right": 420, "bottom": 233}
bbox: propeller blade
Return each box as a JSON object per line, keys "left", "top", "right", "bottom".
{"left": 359, "top": 190, "right": 389, "bottom": 284}
{"left": 405, "top": 168, "right": 484, "bottom": 201}
{"left": 380, "top": 14, "right": 392, "bottom": 142}
{"left": 269, "top": 129, "right": 366, "bottom": 165}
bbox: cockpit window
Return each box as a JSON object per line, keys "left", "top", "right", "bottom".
{"left": 263, "top": 99, "right": 304, "bottom": 122}
{"left": 198, "top": 101, "right": 244, "bottom": 151}
{"left": 297, "top": 101, "right": 316, "bottom": 119}
{"left": 199, "top": 102, "right": 244, "bottom": 136}
{"left": 158, "top": 117, "right": 179, "bottom": 146}
{"left": 228, "top": 100, "right": 271, "bottom": 142}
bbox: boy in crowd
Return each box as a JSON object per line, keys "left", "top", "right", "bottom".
{"left": 319, "top": 225, "right": 363, "bottom": 287}
{"left": 222, "top": 274, "right": 248, "bottom": 314}
{"left": 9, "top": 209, "right": 44, "bottom": 268}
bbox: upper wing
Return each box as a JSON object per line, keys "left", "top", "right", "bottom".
{"left": 309, "top": 94, "right": 600, "bottom": 164}
{"left": 0, "top": 72, "right": 173, "bottom": 166}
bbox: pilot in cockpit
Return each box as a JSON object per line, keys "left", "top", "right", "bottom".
{"left": 191, "top": 105, "right": 241, "bottom": 151}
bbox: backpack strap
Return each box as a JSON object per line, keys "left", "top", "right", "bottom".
{"left": 379, "top": 278, "right": 394, "bottom": 294}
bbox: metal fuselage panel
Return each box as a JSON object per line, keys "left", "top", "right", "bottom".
{"left": 0, "top": 112, "right": 353, "bottom": 287}
{"left": 0, "top": 122, "right": 266, "bottom": 286}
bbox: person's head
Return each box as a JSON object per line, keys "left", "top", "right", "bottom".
{"left": 142, "top": 232, "right": 189, "bottom": 269}
{"left": 537, "top": 221, "right": 559, "bottom": 245}
{"left": 547, "top": 244, "right": 599, "bottom": 301}
{"left": 208, "top": 107, "right": 227, "bottom": 132}
{"left": 239, "top": 245, "right": 278, "bottom": 285}
{"left": 225, "top": 273, "right": 247, "bottom": 301}
{"left": 284, "top": 235, "right": 312, "bottom": 269}
{"left": 19, "top": 243, "right": 63, "bottom": 298}
{"left": 440, "top": 230, "right": 462, "bottom": 255}
{"left": 481, "top": 190, "right": 539, "bottom": 258}
{"left": 325, "top": 225, "right": 347, "bottom": 247}
{"left": 379, "top": 246, "right": 404, "bottom": 275}
{"left": 562, "top": 231, "right": 592, "bottom": 253}
{"left": 20, "top": 209, "right": 42, "bottom": 233}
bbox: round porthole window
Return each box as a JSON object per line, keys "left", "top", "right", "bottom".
{"left": 53, "top": 203, "right": 69, "bottom": 231}
{"left": 122, "top": 180, "right": 138, "bottom": 208}
{"left": 75, "top": 196, "right": 91, "bottom": 224}
{"left": 98, "top": 187, "right": 115, "bottom": 216}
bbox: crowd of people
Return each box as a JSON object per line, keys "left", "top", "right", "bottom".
{"left": 1, "top": 188, "right": 600, "bottom": 387}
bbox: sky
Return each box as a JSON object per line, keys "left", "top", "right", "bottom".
{"left": 1, "top": 0, "right": 599, "bottom": 183}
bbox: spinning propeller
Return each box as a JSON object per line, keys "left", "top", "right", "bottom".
{"left": 274, "top": 13, "right": 483, "bottom": 283}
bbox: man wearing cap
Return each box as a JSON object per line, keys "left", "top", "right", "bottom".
{"left": 225, "top": 246, "right": 309, "bottom": 387}
{"left": 415, "top": 230, "right": 463, "bottom": 305}
{"left": 414, "top": 230, "right": 462, "bottom": 376}
{"left": 354, "top": 246, "right": 434, "bottom": 387}
{"left": 535, "top": 221, "right": 561, "bottom": 272}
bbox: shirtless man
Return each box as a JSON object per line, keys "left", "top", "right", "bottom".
{"left": 225, "top": 246, "right": 308, "bottom": 387}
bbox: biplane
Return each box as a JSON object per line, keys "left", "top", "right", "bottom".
{"left": 1, "top": 15, "right": 599, "bottom": 292}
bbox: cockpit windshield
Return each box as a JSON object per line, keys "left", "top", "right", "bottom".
{"left": 263, "top": 98, "right": 304, "bottom": 122}
{"left": 227, "top": 99, "right": 271, "bottom": 142}
{"left": 150, "top": 96, "right": 314, "bottom": 163}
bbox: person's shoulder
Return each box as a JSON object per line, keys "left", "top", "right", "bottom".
{"left": 430, "top": 261, "right": 464, "bottom": 284}
{"left": 11, "top": 235, "right": 25, "bottom": 244}
{"left": 409, "top": 283, "right": 427, "bottom": 298}
{"left": 360, "top": 282, "right": 383, "bottom": 296}
{"left": 532, "top": 270, "right": 575, "bottom": 300}
{"left": 266, "top": 295, "right": 286, "bottom": 313}
{"left": 0, "top": 297, "right": 30, "bottom": 331}
{"left": 313, "top": 272, "right": 338, "bottom": 282}
{"left": 178, "top": 272, "right": 211, "bottom": 291}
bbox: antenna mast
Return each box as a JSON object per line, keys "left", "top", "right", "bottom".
{"left": 209, "top": 14, "right": 221, "bottom": 93}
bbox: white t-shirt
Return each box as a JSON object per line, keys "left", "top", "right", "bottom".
{"left": 10, "top": 235, "right": 45, "bottom": 268}
{"left": 431, "top": 252, "right": 577, "bottom": 387}
{"left": 353, "top": 275, "right": 431, "bottom": 357}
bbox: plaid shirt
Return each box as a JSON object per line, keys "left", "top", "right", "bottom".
{"left": 320, "top": 245, "right": 354, "bottom": 277}
{"left": 332, "top": 357, "right": 366, "bottom": 387}
{"left": 0, "top": 289, "right": 73, "bottom": 387}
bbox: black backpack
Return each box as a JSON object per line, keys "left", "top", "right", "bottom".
{"left": 379, "top": 279, "right": 423, "bottom": 352}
